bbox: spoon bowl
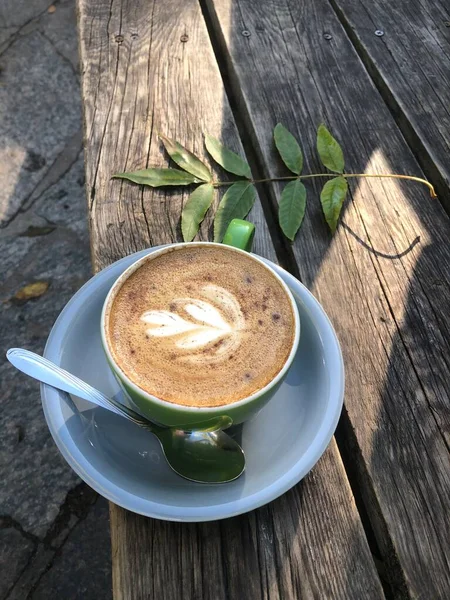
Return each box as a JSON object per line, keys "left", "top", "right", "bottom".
{"left": 156, "top": 426, "right": 244, "bottom": 483}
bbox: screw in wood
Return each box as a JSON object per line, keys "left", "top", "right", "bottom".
{"left": 375, "top": 30, "right": 384, "bottom": 36}
{"left": 242, "top": 30, "right": 251, "bottom": 37}
{"left": 115, "top": 34, "right": 124, "bottom": 43}
{"left": 323, "top": 33, "right": 332, "bottom": 40}
{"left": 180, "top": 34, "right": 189, "bottom": 43}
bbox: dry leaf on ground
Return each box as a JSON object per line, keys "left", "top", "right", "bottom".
{"left": 19, "top": 225, "right": 56, "bottom": 237}
{"left": 12, "top": 281, "right": 50, "bottom": 304}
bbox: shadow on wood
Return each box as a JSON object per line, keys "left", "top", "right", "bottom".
{"left": 202, "top": 0, "right": 450, "bottom": 597}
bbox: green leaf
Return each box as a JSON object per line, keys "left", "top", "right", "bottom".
{"left": 320, "top": 176, "right": 348, "bottom": 233}
{"left": 181, "top": 184, "right": 215, "bottom": 242}
{"left": 278, "top": 180, "right": 306, "bottom": 241}
{"left": 159, "top": 134, "right": 211, "bottom": 182}
{"left": 112, "top": 168, "right": 200, "bottom": 187}
{"left": 205, "top": 134, "right": 252, "bottom": 178}
{"left": 213, "top": 181, "right": 256, "bottom": 242}
{"left": 274, "top": 124, "right": 303, "bottom": 175}
{"left": 317, "top": 124, "right": 345, "bottom": 173}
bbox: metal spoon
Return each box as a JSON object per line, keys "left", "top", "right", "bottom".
{"left": 6, "top": 348, "right": 245, "bottom": 484}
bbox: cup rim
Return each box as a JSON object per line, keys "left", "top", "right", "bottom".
{"left": 100, "top": 242, "right": 301, "bottom": 413}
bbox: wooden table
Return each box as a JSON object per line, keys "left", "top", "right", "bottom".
{"left": 76, "top": 1, "right": 450, "bottom": 598}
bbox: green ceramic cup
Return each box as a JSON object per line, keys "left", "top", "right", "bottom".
{"left": 101, "top": 220, "right": 300, "bottom": 427}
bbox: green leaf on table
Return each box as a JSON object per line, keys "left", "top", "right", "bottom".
{"left": 112, "top": 168, "right": 201, "bottom": 187}
{"left": 278, "top": 180, "right": 306, "bottom": 241}
{"left": 205, "top": 134, "right": 252, "bottom": 178}
{"left": 213, "top": 181, "right": 256, "bottom": 242}
{"left": 320, "top": 176, "right": 348, "bottom": 233}
{"left": 317, "top": 124, "right": 345, "bottom": 173}
{"left": 181, "top": 184, "right": 215, "bottom": 242}
{"left": 159, "top": 134, "right": 211, "bottom": 182}
{"left": 274, "top": 123, "right": 303, "bottom": 175}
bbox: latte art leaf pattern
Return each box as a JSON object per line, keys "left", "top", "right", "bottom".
{"left": 141, "top": 285, "right": 245, "bottom": 358}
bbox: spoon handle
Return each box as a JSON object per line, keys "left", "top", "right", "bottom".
{"left": 6, "top": 348, "right": 157, "bottom": 432}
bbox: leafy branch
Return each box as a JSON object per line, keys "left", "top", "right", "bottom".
{"left": 112, "top": 124, "right": 437, "bottom": 242}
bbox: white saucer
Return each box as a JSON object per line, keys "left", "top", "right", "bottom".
{"left": 41, "top": 247, "right": 344, "bottom": 522}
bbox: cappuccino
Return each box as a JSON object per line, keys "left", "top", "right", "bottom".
{"left": 106, "top": 245, "right": 296, "bottom": 407}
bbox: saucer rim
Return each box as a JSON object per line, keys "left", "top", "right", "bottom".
{"left": 41, "top": 246, "right": 344, "bottom": 522}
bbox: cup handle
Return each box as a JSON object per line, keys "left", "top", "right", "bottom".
{"left": 222, "top": 219, "right": 255, "bottom": 252}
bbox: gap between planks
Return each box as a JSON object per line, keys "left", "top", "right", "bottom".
{"left": 198, "top": 0, "right": 299, "bottom": 277}
{"left": 326, "top": 0, "right": 450, "bottom": 213}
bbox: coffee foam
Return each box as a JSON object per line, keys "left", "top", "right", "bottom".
{"left": 107, "top": 245, "right": 296, "bottom": 407}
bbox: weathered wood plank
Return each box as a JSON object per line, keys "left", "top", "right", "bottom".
{"left": 77, "top": 0, "right": 276, "bottom": 269}
{"left": 204, "top": 0, "right": 450, "bottom": 598}
{"left": 329, "top": 0, "right": 450, "bottom": 208}
{"left": 77, "top": 0, "right": 384, "bottom": 598}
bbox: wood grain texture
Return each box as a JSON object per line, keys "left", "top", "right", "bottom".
{"left": 110, "top": 442, "right": 384, "bottom": 600}
{"left": 204, "top": 0, "right": 450, "bottom": 598}
{"left": 77, "top": 0, "right": 275, "bottom": 270}
{"left": 77, "top": 0, "right": 384, "bottom": 598}
{"left": 328, "top": 0, "right": 450, "bottom": 208}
